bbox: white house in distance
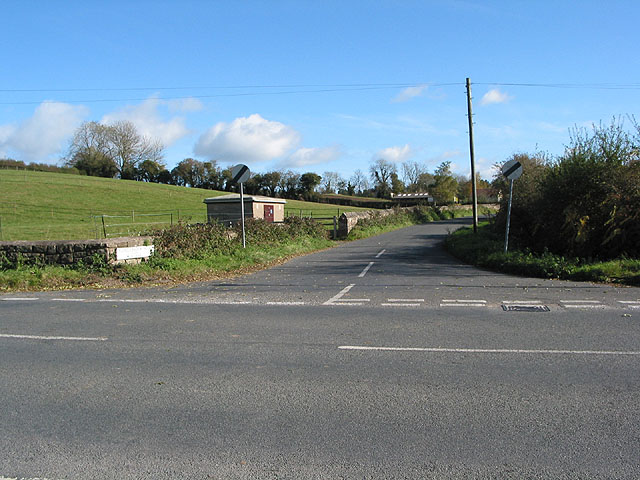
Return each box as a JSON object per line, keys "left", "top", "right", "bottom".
{"left": 203, "top": 194, "right": 286, "bottom": 225}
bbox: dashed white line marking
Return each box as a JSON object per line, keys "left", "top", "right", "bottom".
{"left": 381, "top": 303, "right": 422, "bottom": 307}
{"left": 502, "top": 300, "right": 542, "bottom": 304}
{"left": 441, "top": 299, "right": 487, "bottom": 307}
{"left": 0, "top": 333, "right": 107, "bottom": 342}
{"left": 619, "top": 301, "right": 640, "bottom": 309}
{"left": 338, "top": 346, "right": 640, "bottom": 356}
{"left": 375, "top": 249, "right": 386, "bottom": 258}
{"left": 266, "top": 301, "right": 305, "bottom": 306}
{"left": 52, "top": 298, "right": 86, "bottom": 302}
{"left": 358, "top": 262, "right": 375, "bottom": 278}
{"left": 387, "top": 299, "right": 425, "bottom": 303}
{"left": 560, "top": 300, "right": 605, "bottom": 309}
{"left": 1, "top": 297, "right": 39, "bottom": 301}
{"left": 324, "top": 284, "right": 356, "bottom": 305}
{"left": 561, "top": 300, "right": 602, "bottom": 303}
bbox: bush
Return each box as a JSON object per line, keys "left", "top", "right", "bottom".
{"left": 493, "top": 118, "right": 640, "bottom": 260}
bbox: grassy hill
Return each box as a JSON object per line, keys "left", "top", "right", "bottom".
{"left": 0, "top": 169, "right": 372, "bottom": 241}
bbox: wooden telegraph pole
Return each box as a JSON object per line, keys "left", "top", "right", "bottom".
{"left": 466, "top": 77, "right": 478, "bottom": 233}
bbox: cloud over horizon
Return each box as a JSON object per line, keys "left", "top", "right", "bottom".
{"left": 392, "top": 85, "right": 427, "bottom": 103}
{"left": 101, "top": 96, "right": 200, "bottom": 147}
{"left": 480, "top": 88, "right": 513, "bottom": 106}
{"left": 286, "top": 146, "right": 342, "bottom": 168}
{"left": 0, "top": 101, "right": 88, "bottom": 161}
{"left": 374, "top": 144, "right": 412, "bottom": 163}
{"left": 194, "top": 114, "right": 301, "bottom": 163}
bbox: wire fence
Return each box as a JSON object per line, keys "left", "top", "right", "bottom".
{"left": 0, "top": 207, "right": 344, "bottom": 241}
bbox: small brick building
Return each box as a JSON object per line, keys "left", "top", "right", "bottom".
{"left": 204, "top": 194, "right": 286, "bottom": 225}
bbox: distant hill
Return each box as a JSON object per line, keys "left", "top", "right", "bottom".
{"left": 0, "top": 170, "right": 370, "bottom": 241}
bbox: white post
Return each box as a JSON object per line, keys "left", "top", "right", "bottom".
{"left": 240, "top": 182, "right": 246, "bottom": 248}
{"left": 504, "top": 179, "right": 514, "bottom": 253}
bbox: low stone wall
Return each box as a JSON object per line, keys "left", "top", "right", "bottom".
{"left": 337, "top": 210, "right": 395, "bottom": 238}
{"left": 0, "top": 236, "right": 154, "bottom": 268}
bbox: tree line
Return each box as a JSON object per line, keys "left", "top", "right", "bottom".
{"left": 3, "top": 120, "right": 493, "bottom": 204}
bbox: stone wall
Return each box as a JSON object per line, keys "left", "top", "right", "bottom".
{"left": 337, "top": 210, "right": 395, "bottom": 238}
{"left": 0, "top": 236, "right": 154, "bottom": 268}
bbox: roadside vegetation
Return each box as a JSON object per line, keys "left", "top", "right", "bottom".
{"left": 0, "top": 205, "right": 498, "bottom": 292}
{"left": 0, "top": 217, "right": 333, "bottom": 291}
{"left": 446, "top": 118, "right": 640, "bottom": 286}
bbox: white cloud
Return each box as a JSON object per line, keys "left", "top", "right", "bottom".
{"left": 102, "top": 97, "right": 196, "bottom": 147}
{"left": 480, "top": 88, "right": 513, "bottom": 106}
{"left": 374, "top": 144, "right": 412, "bottom": 163}
{"left": 392, "top": 85, "right": 428, "bottom": 103}
{"left": 167, "top": 97, "right": 204, "bottom": 113}
{"left": 0, "top": 101, "right": 87, "bottom": 161}
{"left": 286, "top": 146, "right": 342, "bottom": 168}
{"left": 194, "top": 114, "right": 301, "bottom": 163}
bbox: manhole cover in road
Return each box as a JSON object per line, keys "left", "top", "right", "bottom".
{"left": 502, "top": 305, "right": 550, "bottom": 312}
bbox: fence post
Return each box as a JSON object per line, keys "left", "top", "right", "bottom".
{"left": 132, "top": 210, "right": 135, "bottom": 222}
{"left": 333, "top": 216, "right": 337, "bottom": 240}
{"left": 0, "top": 216, "right": 3, "bottom": 240}
{"left": 171, "top": 213, "right": 173, "bottom": 226}
{"left": 101, "top": 215, "right": 107, "bottom": 238}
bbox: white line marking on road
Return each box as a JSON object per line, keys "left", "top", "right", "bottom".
{"left": 618, "top": 301, "right": 640, "bottom": 304}
{"left": 561, "top": 300, "right": 602, "bottom": 304}
{"left": 502, "top": 300, "right": 542, "bottom": 304}
{"left": 358, "top": 262, "right": 375, "bottom": 278}
{"left": 331, "top": 302, "right": 366, "bottom": 306}
{"left": 442, "top": 299, "right": 487, "bottom": 303}
{"left": 387, "top": 299, "right": 424, "bottom": 303}
{"left": 338, "top": 346, "right": 640, "bottom": 356}
{"left": 266, "top": 301, "right": 305, "bottom": 306}
{"left": 323, "top": 284, "right": 356, "bottom": 305}
{"left": 381, "top": 303, "right": 422, "bottom": 307}
{"left": 334, "top": 298, "right": 370, "bottom": 302}
{"left": 0, "top": 333, "right": 107, "bottom": 342}
{"left": 1, "top": 297, "right": 39, "bottom": 301}
{"left": 441, "top": 299, "right": 487, "bottom": 307}
{"left": 560, "top": 300, "right": 606, "bottom": 309}
{"left": 52, "top": 298, "right": 86, "bottom": 302}
{"left": 440, "top": 303, "right": 486, "bottom": 307}
{"left": 375, "top": 249, "right": 386, "bottom": 258}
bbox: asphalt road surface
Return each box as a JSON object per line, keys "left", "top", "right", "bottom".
{"left": 1, "top": 219, "right": 639, "bottom": 479}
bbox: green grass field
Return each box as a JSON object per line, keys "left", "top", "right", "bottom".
{"left": 0, "top": 169, "right": 372, "bottom": 241}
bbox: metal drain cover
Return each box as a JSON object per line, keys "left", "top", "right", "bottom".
{"left": 502, "top": 305, "right": 550, "bottom": 312}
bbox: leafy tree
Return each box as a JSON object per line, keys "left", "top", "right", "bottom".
{"left": 431, "top": 161, "right": 458, "bottom": 204}
{"left": 391, "top": 172, "right": 405, "bottom": 195}
{"left": 300, "top": 172, "right": 322, "bottom": 199}
{"left": 136, "top": 159, "right": 166, "bottom": 182}
{"left": 261, "top": 171, "right": 282, "bottom": 197}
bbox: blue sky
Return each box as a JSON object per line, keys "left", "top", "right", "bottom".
{"left": 1, "top": 0, "right": 639, "bottom": 182}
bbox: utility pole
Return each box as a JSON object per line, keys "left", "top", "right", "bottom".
{"left": 466, "top": 77, "right": 478, "bottom": 233}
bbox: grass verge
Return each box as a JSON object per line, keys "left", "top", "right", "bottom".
{"left": 0, "top": 206, "right": 496, "bottom": 292}
{"left": 445, "top": 222, "right": 640, "bottom": 286}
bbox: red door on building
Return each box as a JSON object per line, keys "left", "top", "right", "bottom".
{"left": 264, "top": 205, "right": 274, "bottom": 223}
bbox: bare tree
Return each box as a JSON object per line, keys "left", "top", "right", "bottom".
{"left": 350, "top": 169, "right": 370, "bottom": 195}
{"left": 369, "top": 158, "right": 396, "bottom": 198}
{"left": 66, "top": 121, "right": 164, "bottom": 179}
{"left": 107, "top": 121, "right": 163, "bottom": 178}
{"left": 321, "top": 171, "right": 344, "bottom": 194}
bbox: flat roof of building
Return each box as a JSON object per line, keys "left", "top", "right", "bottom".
{"left": 203, "top": 194, "right": 287, "bottom": 204}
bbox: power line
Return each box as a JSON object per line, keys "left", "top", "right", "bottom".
{"left": 0, "top": 82, "right": 462, "bottom": 105}
{"left": 0, "top": 80, "right": 637, "bottom": 106}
